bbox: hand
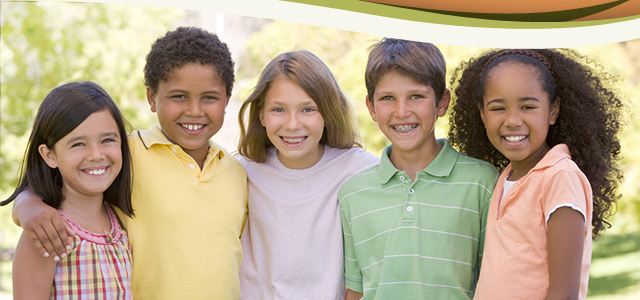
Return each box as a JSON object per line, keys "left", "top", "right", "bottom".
{"left": 13, "top": 189, "right": 75, "bottom": 261}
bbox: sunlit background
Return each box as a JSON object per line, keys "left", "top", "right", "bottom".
{"left": 1, "top": 2, "right": 639, "bottom": 298}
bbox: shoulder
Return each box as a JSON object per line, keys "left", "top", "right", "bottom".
{"left": 326, "top": 147, "right": 379, "bottom": 168}
{"left": 338, "top": 163, "right": 381, "bottom": 202}
{"left": 454, "top": 152, "right": 499, "bottom": 177}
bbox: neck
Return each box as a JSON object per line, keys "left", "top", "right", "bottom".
{"left": 59, "top": 192, "right": 110, "bottom": 233}
{"left": 389, "top": 140, "right": 442, "bottom": 182}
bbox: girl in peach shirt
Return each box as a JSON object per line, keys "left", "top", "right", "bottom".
{"left": 448, "top": 49, "right": 623, "bottom": 300}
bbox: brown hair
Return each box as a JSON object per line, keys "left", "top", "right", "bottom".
{"left": 448, "top": 48, "right": 624, "bottom": 238}
{"left": 365, "top": 38, "right": 447, "bottom": 103}
{"left": 238, "top": 50, "right": 360, "bottom": 162}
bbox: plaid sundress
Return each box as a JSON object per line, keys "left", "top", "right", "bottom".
{"left": 51, "top": 204, "right": 132, "bottom": 299}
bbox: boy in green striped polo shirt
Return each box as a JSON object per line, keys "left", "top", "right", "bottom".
{"left": 340, "top": 38, "right": 499, "bottom": 300}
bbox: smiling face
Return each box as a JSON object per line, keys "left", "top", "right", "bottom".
{"left": 39, "top": 109, "right": 122, "bottom": 201}
{"left": 480, "top": 61, "right": 559, "bottom": 179}
{"left": 259, "top": 78, "right": 325, "bottom": 169}
{"left": 367, "top": 70, "right": 449, "bottom": 159}
{"left": 147, "top": 63, "right": 230, "bottom": 164}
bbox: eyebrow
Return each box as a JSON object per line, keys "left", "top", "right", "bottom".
{"left": 168, "top": 89, "right": 223, "bottom": 96}
{"left": 486, "top": 96, "right": 540, "bottom": 105}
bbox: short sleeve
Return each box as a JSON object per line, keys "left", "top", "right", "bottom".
{"left": 340, "top": 199, "right": 364, "bottom": 293}
{"left": 542, "top": 166, "right": 591, "bottom": 224}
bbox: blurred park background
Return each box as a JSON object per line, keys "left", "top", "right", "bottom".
{"left": 1, "top": 1, "right": 639, "bottom": 298}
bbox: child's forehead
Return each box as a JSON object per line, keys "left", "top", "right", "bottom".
{"left": 378, "top": 70, "right": 435, "bottom": 89}
{"left": 159, "top": 63, "right": 227, "bottom": 92}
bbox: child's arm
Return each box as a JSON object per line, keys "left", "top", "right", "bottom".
{"left": 545, "top": 207, "right": 585, "bottom": 300}
{"left": 12, "top": 188, "right": 74, "bottom": 260}
{"left": 345, "top": 289, "right": 363, "bottom": 300}
{"left": 12, "top": 232, "right": 57, "bottom": 299}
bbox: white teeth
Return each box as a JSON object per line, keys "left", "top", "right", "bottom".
{"left": 182, "top": 124, "right": 203, "bottom": 131}
{"left": 393, "top": 125, "right": 417, "bottom": 133}
{"left": 88, "top": 169, "right": 106, "bottom": 175}
{"left": 283, "top": 137, "right": 304, "bottom": 143}
{"left": 504, "top": 136, "right": 526, "bottom": 142}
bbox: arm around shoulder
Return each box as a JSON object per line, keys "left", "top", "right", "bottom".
{"left": 12, "top": 188, "right": 74, "bottom": 260}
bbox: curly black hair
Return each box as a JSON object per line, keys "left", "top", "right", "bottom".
{"left": 144, "top": 26, "right": 235, "bottom": 96}
{"left": 448, "top": 48, "right": 624, "bottom": 238}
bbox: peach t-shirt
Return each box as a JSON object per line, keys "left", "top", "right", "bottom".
{"left": 474, "top": 144, "right": 593, "bottom": 300}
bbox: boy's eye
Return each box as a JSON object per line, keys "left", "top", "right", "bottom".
{"left": 410, "top": 94, "right": 424, "bottom": 100}
{"left": 379, "top": 95, "right": 393, "bottom": 101}
{"left": 170, "top": 94, "right": 187, "bottom": 99}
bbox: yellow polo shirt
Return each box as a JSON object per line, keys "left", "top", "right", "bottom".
{"left": 120, "top": 125, "right": 247, "bottom": 299}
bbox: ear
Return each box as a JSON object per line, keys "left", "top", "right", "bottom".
{"left": 549, "top": 97, "right": 560, "bottom": 125}
{"left": 38, "top": 144, "right": 58, "bottom": 169}
{"left": 436, "top": 89, "right": 451, "bottom": 118}
{"left": 365, "top": 95, "right": 378, "bottom": 122}
{"left": 146, "top": 87, "right": 157, "bottom": 113}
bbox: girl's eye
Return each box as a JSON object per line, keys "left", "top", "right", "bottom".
{"left": 71, "top": 142, "right": 85, "bottom": 148}
{"left": 203, "top": 95, "right": 218, "bottom": 101}
{"left": 488, "top": 106, "right": 505, "bottom": 111}
{"left": 102, "top": 138, "right": 117, "bottom": 143}
{"left": 302, "top": 107, "right": 316, "bottom": 113}
{"left": 521, "top": 105, "right": 536, "bottom": 110}
{"left": 272, "top": 107, "right": 284, "bottom": 113}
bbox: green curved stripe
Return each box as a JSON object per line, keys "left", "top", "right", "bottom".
{"left": 283, "top": 0, "right": 640, "bottom": 28}
{"left": 387, "top": 0, "right": 629, "bottom": 22}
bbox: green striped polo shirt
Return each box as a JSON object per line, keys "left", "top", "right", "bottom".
{"left": 339, "top": 139, "right": 499, "bottom": 299}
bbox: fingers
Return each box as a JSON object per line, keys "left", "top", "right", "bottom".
{"left": 23, "top": 213, "right": 73, "bottom": 261}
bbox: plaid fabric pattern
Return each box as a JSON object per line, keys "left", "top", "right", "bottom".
{"left": 52, "top": 204, "right": 132, "bottom": 299}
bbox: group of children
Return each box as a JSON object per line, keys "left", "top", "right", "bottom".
{"left": 3, "top": 26, "right": 623, "bottom": 300}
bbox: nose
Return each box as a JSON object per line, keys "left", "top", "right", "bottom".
{"left": 87, "top": 143, "right": 105, "bottom": 161}
{"left": 186, "top": 99, "right": 202, "bottom": 116}
{"left": 394, "top": 99, "right": 410, "bottom": 118}
{"left": 505, "top": 108, "right": 523, "bottom": 128}
{"left": 285, "top": 112, "right": 302, "bottom": 131}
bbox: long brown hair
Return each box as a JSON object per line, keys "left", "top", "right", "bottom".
{"left": 238, "top": 50, "right": 360, "bottom": 162}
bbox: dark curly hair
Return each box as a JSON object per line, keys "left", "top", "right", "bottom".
{"left": 144, "top": 26, "right": 235, "bottom": 96}
{"left": 448, "top": 48, "right": 624, "bottom": 238}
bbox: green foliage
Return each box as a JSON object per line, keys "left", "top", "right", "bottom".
{"left": 0, "top": 1, "right": 183, "bottom": 192}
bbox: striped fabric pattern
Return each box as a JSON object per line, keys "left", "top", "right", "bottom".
{"left": 52, "top": 204, "right": 132, "bottom": 299}
{"left": 339, "top": 139, "right": 499, "bottom": 299}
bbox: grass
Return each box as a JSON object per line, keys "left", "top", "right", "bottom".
{"left": 588, "top": 231, "right": 640, "bottom": 299}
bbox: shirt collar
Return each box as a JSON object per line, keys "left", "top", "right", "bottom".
{"left": 501, "top": 143, "right": 571, "bottom": 178}
{"left": 378, "top": 138, "right": 457, "bottom": 184}
{"left": 136, "top": 125, "right": 224, "bottom": 159}
{"left": 529, "top": 143, "right": 570, "bottom": 172}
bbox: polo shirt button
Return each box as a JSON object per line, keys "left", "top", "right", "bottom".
{"left": 172, "top": 147, "right": 178, "bottom": 153}
{"left": 409, "top": 189, "right": 415, "bottom": 194}
{"left": 407, "top": 206, "right": 413, "bottom": 212}
{"left": 189, "top": 163, "right": 196, "bottom": 169}
{"left": 399, "top": 176, "right": 405, "bottom": 181}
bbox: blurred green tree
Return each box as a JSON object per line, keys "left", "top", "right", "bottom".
{"left": 1, "top": 1, "right": 183, "bottom": 193}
